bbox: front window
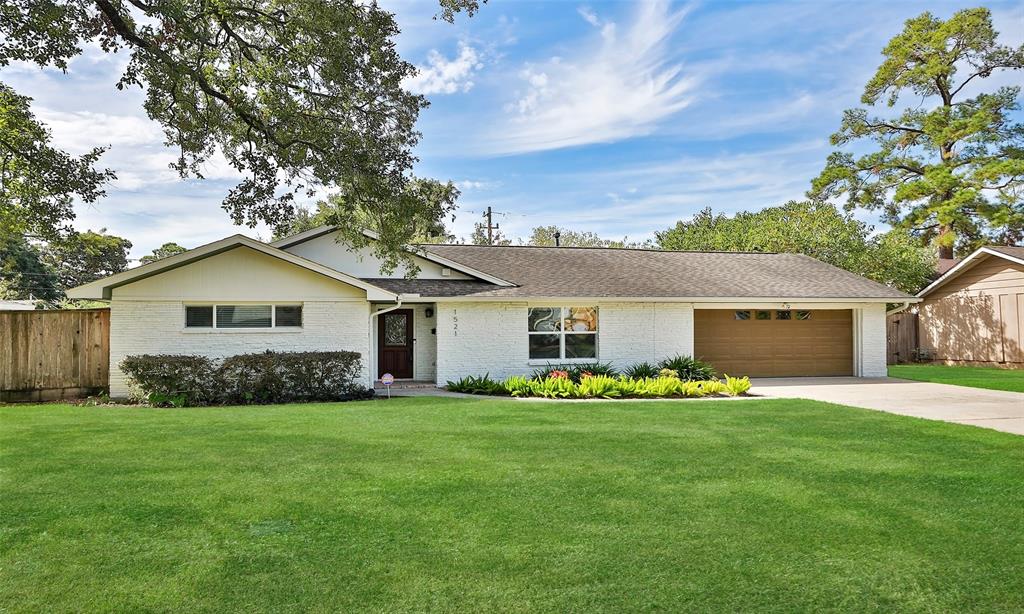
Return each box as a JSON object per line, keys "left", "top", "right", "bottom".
{"left": 185, "top": 304, "right": 302, "bottom": 329}
{"left": 528, "top": 306, "right": 598, "bottom": 359}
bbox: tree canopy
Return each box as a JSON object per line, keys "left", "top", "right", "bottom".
{"left": 0, "top": 0, "right": 478, "bottom": 270}
{"left": 525, "top": 226, "right": 651, "bottom": 248}
{"left": 139, "top": 242, "right": 187, "bottom": 265}
{"left": 43, "top": 229, "right": 132, "bottom": 290}
{"left": 0, "top": 84, "right": 114, "bottom": 241}
{"left": 809, "top": 8, "right": 1024, "bottom": 258}
{"left": 0, "top": 231, "right": 61, "bottom": 301}
{"left": 657, "top": 202, "right": 936, "bottom": 294}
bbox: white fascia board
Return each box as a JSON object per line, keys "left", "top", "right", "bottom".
{"left": 916, "top": 247, "right": 1024, "bottom": 298}
{"left": 66, "top": 234, "right": 396, "bottom": 301}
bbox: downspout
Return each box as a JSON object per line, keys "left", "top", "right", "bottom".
{"left": 369, "top": 295, "right": 404, "bottom": 385}
{"left": 886, "top": 301, "right": 912, "bottom": 316}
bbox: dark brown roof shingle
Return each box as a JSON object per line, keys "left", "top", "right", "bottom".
{"left": 368, "top": 245, "right": 911, "bottom": 300}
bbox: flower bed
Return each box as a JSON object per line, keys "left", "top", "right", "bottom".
{"left": 446, "top": 371, "right": 752, "bottom": 399}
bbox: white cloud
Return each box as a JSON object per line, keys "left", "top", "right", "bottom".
{"left": 577, "top": 6, "right": 601, "bottom": 27}
{"left": 34, "top": 108, "right": 165, "bottom": 154}
{"left": 455, "top": 179, "right": 501, "bottom": 191}
{"left": 404, "top": 42, "right": 483, "bottom": 95}
{"left": 487, "top": 0, "right": 697, "bottom": 155}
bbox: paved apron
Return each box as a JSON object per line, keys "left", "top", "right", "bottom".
{"left": 753, "top": 377, "right": 1024, "bottom": 435}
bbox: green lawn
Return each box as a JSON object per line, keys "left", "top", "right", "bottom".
{"left": 889, "top": 363, "right": 1024, "bottom": 393}
{"left": 2, "top": 398, "right": 1023, "bottom": 612}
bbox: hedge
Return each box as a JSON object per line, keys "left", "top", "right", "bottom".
{"left": 120, "top": 351, "right": 372, "bottom": 406}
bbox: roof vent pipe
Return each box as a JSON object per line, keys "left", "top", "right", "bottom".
{"left": 554, "top": 231, "right": 561, "bottom": 247}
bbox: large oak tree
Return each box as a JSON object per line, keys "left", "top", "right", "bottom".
{"left": 1, "top": 0, "right": 478, "bottom": 272}
{"left": 809, "top": 8, "right": 1024, "bottom": 259}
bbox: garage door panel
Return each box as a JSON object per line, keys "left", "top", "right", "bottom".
{"left": 694, "top": 310, "right": 853, "bottom": 377}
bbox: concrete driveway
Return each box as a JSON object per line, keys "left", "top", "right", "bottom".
{"left": 753, "top": 377, "right": 1024, "bottom": 435}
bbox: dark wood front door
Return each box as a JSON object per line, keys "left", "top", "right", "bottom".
{"left": 378, "top": 309, "right": 413, "bottom": 378}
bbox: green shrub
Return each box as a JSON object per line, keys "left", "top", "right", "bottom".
{"left": 658, "top": 368, "right": 679, "bottom": 379}
{"left": 220, "top": 351, "right": 366, "bottom": 404}
{"left": 120, "top": 355, "right": 221, "bottom": 406}
{"left": 447, "top": 371, "right": 753, "bottom": 401}
{"left": 723, "top": 375, "right": 752, "bottom": 396}
{"left": 623, "top": 361, "right": 659, "bottom": 379}
{"left": 698, "top": 379, "right": 724, "bottom": 396}
{"left": 577, "top": 375, "right": 622, "bottom": 399}
{"left": 503, "top": 376, "right": 533, "bottom": 397}
{"left": 529, "top": 362, "right": 618, "bottom": 383}
{"left": 530, "top": 377, "right": 579, "bottom": 398}
{"left": 658, "top": 355, "right": 717, "bottom": 381}
{"left": 445, "top": 374, "right": 509, "bottom": 395}
{"left": 121, "top": 351, "right": 369, "bottom": 406}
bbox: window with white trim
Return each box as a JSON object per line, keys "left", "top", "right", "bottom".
{"left": 528, "top": 307, "right": 598, "bottom": 360}
{"left": 184, "top": 304, "right": 302, "bottom": 329}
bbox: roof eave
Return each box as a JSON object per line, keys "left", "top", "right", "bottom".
{"left": 916, "top": 246, "right": 1024, "bottom": 298}
{"left": 66, "top": 235, "right": 397, "bottom": 301}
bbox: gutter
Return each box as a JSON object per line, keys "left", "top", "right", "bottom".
{"left": 886, "top": 301, "right": 912, "bottom": 316}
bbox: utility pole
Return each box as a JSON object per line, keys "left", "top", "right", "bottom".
{"left": 484, "top": 206, "right": 500, "bottom": 245}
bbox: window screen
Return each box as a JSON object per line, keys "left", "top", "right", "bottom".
{"left": 185, "top": 306, "right": 213, "bottom": 327}
{"left": 275, "top": 305, "right": 302, "bottom": 327}
{"left": 216, "top": 305, "right": 272, "bottom": 328}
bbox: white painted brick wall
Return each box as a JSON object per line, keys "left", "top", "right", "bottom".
{"left": 411, "top": 304, "right": 437, "bottom": 381}
{"left": 858, "top": 304, "right": 888, "bottom": 377}
{"left": 109, "top": 300, "right": 370, "bottom": 396}
{"left": 434, "top": 302, "right": 695, "bottom": 383}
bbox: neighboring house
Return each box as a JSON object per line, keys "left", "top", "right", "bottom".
{"left": 916, "top": 245, "right": 1024, "bottom": 367}
{"left": 67, "top": 227, "right": 914, "bottom": 396}
{"left": 0, "top": 299, "right": 41, "bottom": 311}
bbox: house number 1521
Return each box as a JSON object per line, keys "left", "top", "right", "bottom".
{"left": 452, "top": 309, "right": 458, "bottom": 336}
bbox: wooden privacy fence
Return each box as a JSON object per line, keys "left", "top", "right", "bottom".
{"left": 887, "top": 312, "right": 918, "bottom": 365}
{"left": 1, "top": 308, "right": 110, "bottom": 402}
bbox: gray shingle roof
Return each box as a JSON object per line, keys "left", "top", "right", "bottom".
{"left": 987, "top": 245, "right": 1024, "bottom": 260}
{"left": 369, "top": 245, "right": 911, "bottom": 300}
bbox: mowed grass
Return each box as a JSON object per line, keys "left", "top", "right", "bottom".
{"left": 2, "top": 398, "right": 1023, "bottom": 612}
{"left": 889, "top": 363, "right": 1024, "bottom": 393}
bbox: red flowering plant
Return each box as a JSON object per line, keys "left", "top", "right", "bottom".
{"left": 548, "top": 370, "right": 569, "bottom": 380}
{"left": 579, "top": 371, "right": 594, "bottom": 379}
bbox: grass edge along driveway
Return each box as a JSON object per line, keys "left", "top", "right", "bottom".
{"left": 889, "top": 363, "right": 1024, "bottom": 393}
{"left": 2, "top": 397, "right": 1023, "bottom": 612}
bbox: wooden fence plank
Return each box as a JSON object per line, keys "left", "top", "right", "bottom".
{"left": 0, "top": 308, "right": 110, "bottom": 401}
{"left": 886, "top": 312, "right": 918, "bottom": 365}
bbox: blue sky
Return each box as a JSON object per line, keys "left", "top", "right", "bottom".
{"left": 4, "top": 0, "right": 1022, "bottom": 259}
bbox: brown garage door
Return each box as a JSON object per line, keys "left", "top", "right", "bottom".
{"left": 694, "top": 309, "right": 853, "bottom": 377}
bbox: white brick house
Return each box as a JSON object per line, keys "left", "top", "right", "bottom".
{"left": 68, "top": 227, "right": 915, "bottom": 396}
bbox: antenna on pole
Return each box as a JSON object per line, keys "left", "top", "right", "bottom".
{"left": 484, "top": 206, "right": 500, "bottom": 245}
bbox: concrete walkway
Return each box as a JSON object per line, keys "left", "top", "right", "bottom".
{"left": 753, "top": 377, "right": 1024, "bottom": 435}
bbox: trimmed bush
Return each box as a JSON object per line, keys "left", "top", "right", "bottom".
{"left": 119, "top": 355, "right": 221, "bottom": 406}
{"left": 220, "top": 351, "right": 366, "bottom": 404}
{"left": 120, "top": 351, "right": 370, "bottom": 406}
{"left": 658, "top": 355, "right": 717, "bottom": 381}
